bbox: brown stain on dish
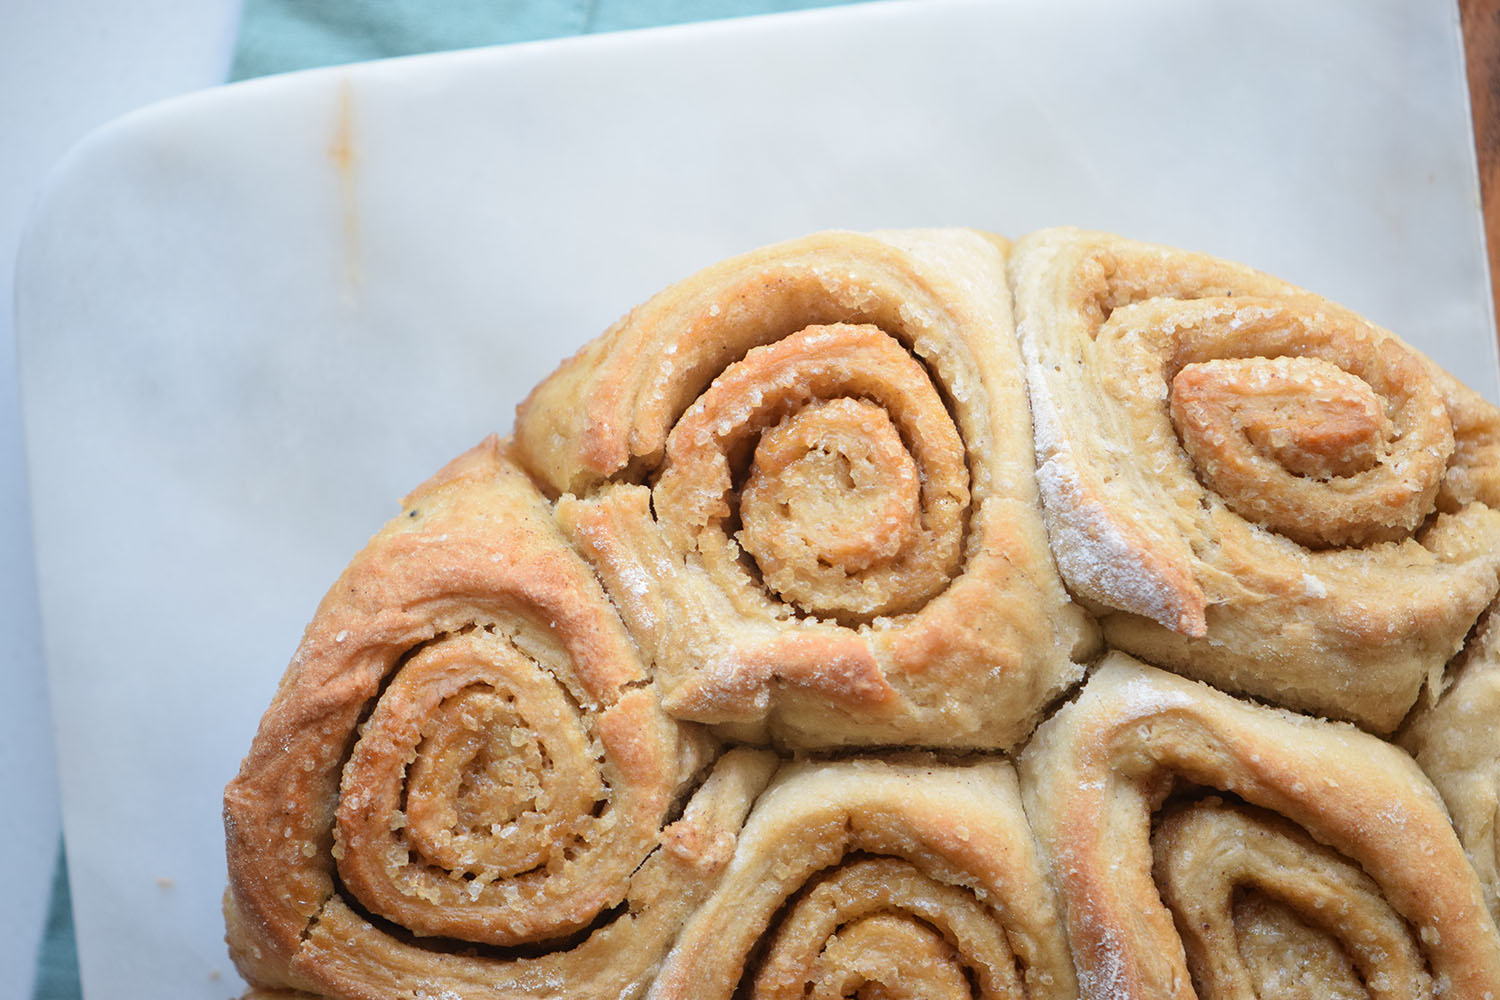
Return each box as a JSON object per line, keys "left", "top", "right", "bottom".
{"left": 329, "top": 78, "right": 360, "bottom": 300}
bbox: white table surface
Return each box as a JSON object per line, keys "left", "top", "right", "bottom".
{"left": 1, "top": 2, "right": 241, "bottom": 996}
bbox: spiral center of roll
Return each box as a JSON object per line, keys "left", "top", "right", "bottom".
{"left": 1173, "top": 356, "right": 1391, "bottom": 482}
{"left": 807, "top": 915, "right": 969, "bottom": 1000}
{"left": 655, "top": 323, "right": 969, "bottom": 623}
{"left": 740, "top": 398, "right": 921, "bottom": 592}
{"left": 1151, "top": 799, "right": 1435, "bottom": 999}
{"left": 750, "top": 855, "right": 1017, "bottom": 1000}
{"left": 1158, "top": 323, "right": 1451, "bottom": 550}
{"left": 1230, "top": 891, "right": 1367, "bottom": 997}
{"left": 333, "top": 629, "right": 633, "bottom": 945}
{"left": 403, "top": 685, "right": 594, "bottom": 881}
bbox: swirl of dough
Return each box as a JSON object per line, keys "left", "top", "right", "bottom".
{"left": 1153, "top": 801, "right": 1433, "bottom": 998}
{"left": 222, "top": 438, "right": 770, "bottom": 1000}
{"left": 1159, "top": 302, "right": 1450, "bottom": 548}
{"left": 516, "top": 229, "right": 1096, "bottom": 749}
{"left": 647, "top": 757, "right": 1078, "bottom": 1000}
{"left": 1010, "top": 227, "right": 1500, "bottom": 731}
{"left": 1018, "top": 654, "right": 1500, "bottom": 1000}
{"left": 658, "top": 324, "right": 968, "bottom": 622}
{"left": 331, "top": 622, "right": 639, "bottom": 945}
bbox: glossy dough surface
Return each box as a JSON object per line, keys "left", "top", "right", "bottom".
{"left": 225, "top": 229, "right": 1500, "bottom": 999}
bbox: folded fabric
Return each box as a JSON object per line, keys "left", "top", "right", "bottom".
{"left": 231, "top": 0, "right": 864, "bottom": 80}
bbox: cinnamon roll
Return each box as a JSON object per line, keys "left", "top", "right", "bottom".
{"left": 1009, "top": 227, "right": 1500, "bottom": 731}
{"left": 516, "top": 229, "right": 1097, "bottom": 749}
{"left": 648, "top": 756, "right": 1077, "bottom": 999}
{"left": 222, "top": 437, "right": 769, "bottom": 999}
{"left": 1018, "top": 654, "right": 1500, "bottom": 999}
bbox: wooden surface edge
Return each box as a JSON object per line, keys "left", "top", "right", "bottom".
{"left": 1461, "top": 0, "right": 1500, "bottom": 345}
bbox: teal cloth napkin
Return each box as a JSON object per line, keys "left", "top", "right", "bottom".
{"left": 34, "top": 1, "right": 864, "bottom": 996}
{"left": 230, "top": 0, "right": 862, "bottom": 80}
{"left": 33, "top": 847, "right": 80, "bottom": 1000}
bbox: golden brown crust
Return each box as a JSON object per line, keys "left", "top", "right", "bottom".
{"left": 647, "top": 757, "right": 1078, "bottom": 1000}
{"left": 222, "top": 437, "right": 753, "bottom": 999}
{"left": 1009, "top": 227, "right": 1500, "bottom": 732}
{"left": 1018, "top": 655, "right": 1500, "bottom": 999}
{"left": 520, "top": 228, "right": 1097, "bottom": 749}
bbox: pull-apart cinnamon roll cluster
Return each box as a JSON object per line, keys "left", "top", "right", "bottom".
{"left": 225, "top": 228, "right": 1500, "bottom": 999}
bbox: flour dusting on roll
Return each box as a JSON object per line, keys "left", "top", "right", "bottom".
{"left": 1009, "top": 227, "right": 1500, "bottom": 732}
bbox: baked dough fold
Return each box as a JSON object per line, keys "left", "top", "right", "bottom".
{"left": 1402, "top": 603, "right": 1500, "bottom": 927}
{"left": 516, "top": 228, "right": 1096, "bottom": 748}
{"left": 1018, "top": 654, "right": 1500, "bottom": 999}
{"left": 222, "top": 437, "right": 765, "bottom": 999}
{"left": 647, "top": 756, "right": 1078, "bottom": 999}
{"left": 1009, "top": 227, "right": 1500, "bottom": 731}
